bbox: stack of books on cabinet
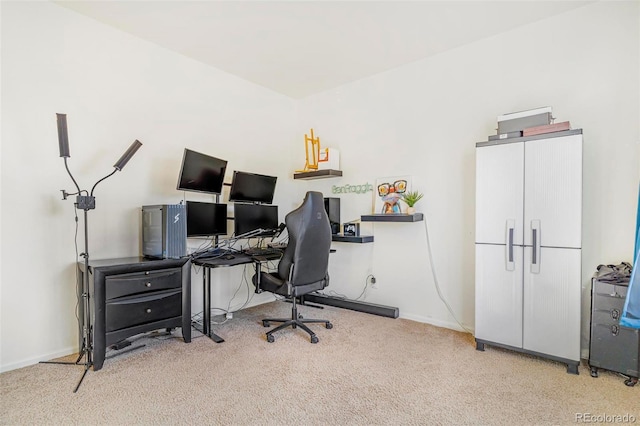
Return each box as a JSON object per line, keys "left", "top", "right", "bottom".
{"left": 488, "top": 106, "right": 571, "bottom": 141}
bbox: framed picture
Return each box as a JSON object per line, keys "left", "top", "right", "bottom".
{"left": 374, "top": 175, "right": 411, "bottom": 214}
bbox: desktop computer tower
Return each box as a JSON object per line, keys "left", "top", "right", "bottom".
{"left": 324, "top": 197, "right": 340, "bottom": 234}
{"left": 142, "top": 204, "right": 187, "bottom": 259}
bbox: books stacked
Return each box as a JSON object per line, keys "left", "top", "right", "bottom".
{"left": 522, "top": 121, "right": 570, "bottom": 136}
{"left": 487, "top": 106, "right": 571, "bottom": 141}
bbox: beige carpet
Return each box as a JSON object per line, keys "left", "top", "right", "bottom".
{"left": 1, "top": 301, "right": 638, "bottom": 425}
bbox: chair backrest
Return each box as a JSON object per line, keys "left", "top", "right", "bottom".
{"left": 277, "top": 191, "right": 331, "bottom": 286}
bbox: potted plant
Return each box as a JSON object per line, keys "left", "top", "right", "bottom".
{"left": 401, "top": 190, "right": 424, "bottom": 214}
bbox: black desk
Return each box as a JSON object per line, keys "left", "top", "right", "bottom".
{"left": 191, "top": 247, "right": 340, "bottom": 342}
{"left": 192, "top": 252, "right": 281, "bottom": 342}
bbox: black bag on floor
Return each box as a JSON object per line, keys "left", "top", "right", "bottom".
{"left": 595, "top": 262, "right": 632, "bottom": 283}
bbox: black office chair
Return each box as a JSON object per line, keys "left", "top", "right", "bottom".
{"left": 252, "top": 191, "right": 333, "bottom": 343}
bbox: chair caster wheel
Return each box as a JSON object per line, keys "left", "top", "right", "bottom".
{"left": 267, "top": 334, "right": 275, "bottom": 343}
{"left": 298, "top": 314, "right": 303, "bottom": 319}
{"left": 262, "top": 321, "right": 270, "bottom": 327}
{"left": 624, "top": 377, "right": 638, "bottom": 387}
{"left": 310, "top": 335, "right": 319, "bottom": 344}
{"left": 326, "top": 322, "right": 333, "bottom": 329}
{"left": 590, "top": 367, "right": 598, "bottom": 378}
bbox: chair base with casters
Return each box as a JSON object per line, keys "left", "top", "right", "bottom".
{"left": 262, "top": 296, "right": 332, "bottom": 343}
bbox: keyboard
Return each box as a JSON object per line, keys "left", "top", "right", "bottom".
{"left": 193, "top": 249, "right": 233, "bottom": 260}
{"left": 243, "top": 247, "right": 282, "bottom": 257}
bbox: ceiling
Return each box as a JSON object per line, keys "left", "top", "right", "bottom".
{"left": 55, "top": 1, "right": 592, "bottom": 99}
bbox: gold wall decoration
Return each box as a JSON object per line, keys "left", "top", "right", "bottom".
{"left": 296, "top": 128, "right": 321, "bottom": 173}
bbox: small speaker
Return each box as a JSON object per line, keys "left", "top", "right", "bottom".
{"left": 324, "top": 197, "right": 340, "bottom": 234}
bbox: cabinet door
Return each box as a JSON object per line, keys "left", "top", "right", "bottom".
{"left": 522, "top": 247, "right": 581, "bottom": 361}
{"left": 524, "top": 134, "right": 582, "bottom": 249}
{"left": 475, "top": 244, "right": 523, "bottom": 348}
{"left": 476, "top": 142, "right": 524, "bottom": 245}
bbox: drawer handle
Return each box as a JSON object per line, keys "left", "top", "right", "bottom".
{"left": 611, "top": 325, "right": 619, "bottom": 336}
{"left": 611, "top": 309, "right": 620, "bottom": 320}
{"left": 146, "top": 308, "right": 152, "bottom": 314}
{"left": 145, "top": 282, "right": 152, "bottom": 288}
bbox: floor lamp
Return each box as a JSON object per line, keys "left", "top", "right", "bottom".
{"left": 41, "top": 113, "right": 142, "bottom": 392}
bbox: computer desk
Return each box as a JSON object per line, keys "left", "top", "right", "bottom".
{"left": 192, "top": 246, "right": 343, "bottom": 342}
{"left": 192, "top": 251, "right": 282, "bottom": 343}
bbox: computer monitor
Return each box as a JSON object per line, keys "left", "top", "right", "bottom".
{"left": 228, "top": 171, "right": 277, "bottom": 204}
{"left": 186, "top": 201, "right": 228, "bottom": 237}
{"left": 234, "top": 204, "right": 278, "bottom": 237}
{"left": 176, "top": 148, "right": 228, "bottom": 195}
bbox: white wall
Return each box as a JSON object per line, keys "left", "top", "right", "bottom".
{"left": 2, "top": 1, "right": 638, "bottom": 372}
{"left": 0, "top": 2, "right": 300, "bottom": 371}
{"left": 299, "top": 1, "right": 640, "bottom": 354}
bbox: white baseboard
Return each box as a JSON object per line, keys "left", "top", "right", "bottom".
{"left": 399, "top": 312, "right": 474, "bottom": 335}
{"left": 1, "top": 346, "right": 76, "bottom": 373}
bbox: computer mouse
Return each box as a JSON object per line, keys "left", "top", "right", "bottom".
{"left": 224, "top": 254, "right": 235, "bottom": 260}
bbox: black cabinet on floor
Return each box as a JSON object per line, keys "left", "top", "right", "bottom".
{"left": 589, "top": 277, "right": 639, "bottom": 386}
{"left": 79, "top": 257, "right": 191, "bottom": 371}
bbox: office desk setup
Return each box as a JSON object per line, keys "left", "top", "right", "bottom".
{"left": 192, "top": 250, "right": 283, "bottom": 343}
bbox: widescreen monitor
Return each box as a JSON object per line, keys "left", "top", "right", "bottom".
{"left": 176, "top": 148, "right": 228, "bottom": 195}
{"left": 234, "top": 203, "right": 278, "bottom": 237}
{"left": 186, "top": 201, "right": 228, "bottom": 237}
{"left": 228, "top": 171, "right": 277, "bottom": 204}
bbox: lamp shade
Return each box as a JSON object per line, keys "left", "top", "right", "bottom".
{"left": 113, "top": 139, "right": 142, "bottom": 171}
{"left": 56, "top": 113, "right": 70, "bottom": 158}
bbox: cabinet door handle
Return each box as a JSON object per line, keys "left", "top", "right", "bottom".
{"left": 146, "top": 308, "right": 152, "bottom": 314}
{"left": 531, "top": 220, "right": 540, "bottom": 274}
{"left": 505, "top": 220, "right": 515, "bottom": 271}
{"left": 145, "top": 282, "right": 152, "bottom": 287}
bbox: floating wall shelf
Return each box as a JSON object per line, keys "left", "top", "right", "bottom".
{"left": 293, "top": 169, "right": 343, "bottom": 180}
{"left": 331, "top": 234, "right": 374, "bottom": 243}
{"left": 361, "top": 213, "right": 424, "bottom": 222}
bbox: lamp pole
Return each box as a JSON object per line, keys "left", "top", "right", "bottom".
{"left": 40, "top": 114, "right": 141, "bottom": 392}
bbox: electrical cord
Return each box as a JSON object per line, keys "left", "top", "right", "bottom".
{"left": 315, "top": 290, "right": 348, "bottom": 300}
{"left": 192, "top": 308, "right": 230, "bottom": 326}
{"left": 422, "top": 215, "right": 473, "bottom": 334}
{"left": 226, "top": 264, "right": 251, "bottom": 313}
{"left": 316, "top": 274, "right": 371, "bottom": 302}
{"left": 355, "top": 274, "right": 374, "bottom": 301}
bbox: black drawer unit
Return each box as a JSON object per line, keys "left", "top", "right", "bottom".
{"left": 79, "top": 257, "right": 191, "bottom": 371}
{"left": 105, "top": 289, "right": 182, "bottom": 332}
{"left": 105, "top": 268, "right": 182, "bottom": 300}
{"left": 589, "top": 278, "right": 639, "bottom": 386}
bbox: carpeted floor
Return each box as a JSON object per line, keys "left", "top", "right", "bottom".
{"left": 1, "top": 301, "right": 638, "bottom": 425}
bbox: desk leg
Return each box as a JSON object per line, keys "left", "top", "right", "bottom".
{"left": 201, "top": 266, "right": 224, "bottom": 343}
{"left": 254, "top": 262, "right": 263, "bottom": 294}
{"left": 202, "top": 269, "right": 209, "bottom": 336}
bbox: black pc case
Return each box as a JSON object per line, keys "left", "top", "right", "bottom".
{"left": 142, "top": 204, "right": 187, "bottom": 259}
{"left": 324, "top": 197, "right": 340, "bottom": 235}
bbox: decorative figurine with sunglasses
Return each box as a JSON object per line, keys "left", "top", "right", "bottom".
{"left": 377, "top": 180, "right": 407, "bottom": 214}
